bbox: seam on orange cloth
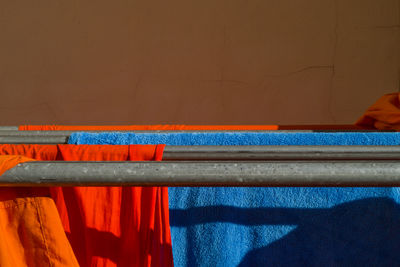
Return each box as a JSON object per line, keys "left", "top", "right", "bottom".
{"left": 0, "top": 198, "right": 37, "bottom": 209}
{"left": 34, "top": 198, "right": 54, "bottom": 267}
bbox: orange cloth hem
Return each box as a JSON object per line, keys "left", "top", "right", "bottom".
{"left": 19, "top": 124, "right": 364, "bottom": 131}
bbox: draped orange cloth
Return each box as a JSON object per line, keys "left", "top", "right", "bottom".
{"left": 19, "top": 124, "right": 365, "bottom": 131}
{"left": 356, "top": 93, "right": 400, "bottom": 131}
{"left": 11, "top": 122, "right": 367, "bottom": 266}
{"left": 0, "top": 154, "right": 79, "bottom": 266}
{"left": 19, "top": 125, "right": 280, "bottom": 131}
{"left": 0, "top": 155, "right": 36, "bottom": 176}
{"left": 0, "top": 144, "right": 172, "bottom": 267}
{"left": 0, "top": 197, "right": 80, "bottom": 267}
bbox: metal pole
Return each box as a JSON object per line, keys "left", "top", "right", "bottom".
{"left": 0, "top": 136, "right": 69, "bottom": 144}
{"left": 0, "top": 131, "right": 318, "bottom": 144}
{"left": 0, "top": 130, "right": 316, "bottom": 136}
{"left": 2, "top": 160, "right": 400, "bottom": 186}
{"left": 0, "top": 126, "right": 18, "bottom": 131}
{"left": 163, "top": 146, "right": 400, "bottom": 160}
{"left": 1, "top": 144, "right": 400, "bottom": 160}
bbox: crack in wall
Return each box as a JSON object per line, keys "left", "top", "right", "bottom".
{"left": 259, "top": 0, "right": 338, "bottom": 123}
{"left": 263, "top": 65, "right": 334, "bottom": 78}
{"left": 328, "top": 0, "right": 338, "bottom": 123}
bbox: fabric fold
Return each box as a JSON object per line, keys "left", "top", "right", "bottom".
{"left": 0, "top": 197, "right": 80, "bottom": 267}
{"left": 0, "top": 155, "right": 36, "bottom": 176}
{"left": 356, "top": 92, "right": 400, "bottom": 131}
{"left": 0, "top": 144, "right": 172, "bottom": 267}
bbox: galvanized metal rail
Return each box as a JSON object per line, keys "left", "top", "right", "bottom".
{"left": 0, "top": 130, "right": 315, "bottom": 135}
{"left": 2, "top": 160, "right": 400, "bottom": 186}
{"left": 0, "top": 126, "right": 18, "bottom": 131}
{"left": 0, "top": 126, "right": 398, "bottom": 186}
{"left": 162, "top": 146, "right": 400, "bottom": 161}
{"left": 0, "top": 131, "right": 318, "bottom": 144}
{"left": 0, "top": 145, "right": 399, "bottom": 160}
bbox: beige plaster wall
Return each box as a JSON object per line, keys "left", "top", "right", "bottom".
{"left": 0, "top": 0, "right": 399, "bottom": 125}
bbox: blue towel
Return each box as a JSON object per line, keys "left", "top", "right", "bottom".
{"left": 69, "top": 132, "right": 400, "bottom": 266}
{"left": 69, "top": 132, "right": 400, "bottom": 145}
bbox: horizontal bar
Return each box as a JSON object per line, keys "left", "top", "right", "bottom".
{"left": 0, "top": 126, "right": 19, "bottom": 131}
{"left": 163, "top": 146, "right": 400, "bottom": 160}
{"left": 0, "top": 136, "right": 69, "bottom": 144}
{"left": 0, "top": 130, "right": 318, "bottom": 137}
{"left": 0, "top": 125, "right": 388, "bottom": 132}
{"left": 2, "top": 161, "right": 400, "bottom": 186}
{"left": 0, "top": 131, "right": 320, "bottom": 144}
{"left": 1, "top": 145, "right": 400, "bottom": 160}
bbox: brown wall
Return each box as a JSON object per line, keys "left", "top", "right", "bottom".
{"left": 0, "top": 0, "right": 399, "bottom": 125}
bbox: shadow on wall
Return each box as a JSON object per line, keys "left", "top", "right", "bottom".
{"left": 170, "top": 198, "right": 400, "bottom": 266}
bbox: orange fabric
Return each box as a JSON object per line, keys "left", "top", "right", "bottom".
{"left": 19, "top": 124, "right": 364, "bottom": 131}
{"left": 0, "top": 155, "right": 36, "bottom": 176}
{"left": 19, "top": 124, "right": 280, "bottom": 131}
{"left": 0, "top": 144, "right": 58, "bottom": 160}
{"left": 0, "top": 146, "right": 56, "bottom": 202}
{"left": 0, "top": 144, "right": 172, "bottom": 267}
{"left": 356, "top": 92, "right": 400, "bottom": 131}
{"left": 0, "top": 150, "right": 79, "bottom": 266}
{"left": 0, "top": 197, "right": 79, "bottom": 267}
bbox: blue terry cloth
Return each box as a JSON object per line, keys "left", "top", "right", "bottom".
{"left": 68, "top": 132, "right": 400, "bottom": 267}
{"left": 69, "top": 132, "right": 400, "bottom": 145}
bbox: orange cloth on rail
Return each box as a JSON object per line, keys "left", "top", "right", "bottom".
{"left": 0, "top": 144, "right": 58, "bottom": 160}
{"left": 0, "top": 150, "right": 79, "bottom": 266}
{"left": 0, "top": 155, "right": 36, "bottom": 176}
{"left": 0, "top": 144, "right": 172, "bottom": 267}
{"left": 19, "top": 124, "right": 365, "bottom": 131}
{"left": 51, "top": 144, "right": 171, "bottom": 267}
{"left": 356, "top": 93, "right": 400, "bottom": 131}
{"left": 19, "top": 125, "right": 280, "bottom": 131}
{"left": 0, "top": 145, "right": 57, "bottom": 202}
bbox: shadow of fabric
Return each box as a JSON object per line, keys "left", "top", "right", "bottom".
{"left": 170, "top": 198, "right": 400, "bottom": 267}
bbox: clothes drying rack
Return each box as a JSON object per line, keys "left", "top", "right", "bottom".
{"left": 0, "top": 126, "right": 399, "bottom": 186}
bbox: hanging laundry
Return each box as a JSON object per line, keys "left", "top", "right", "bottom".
{"left": 0, "top": 144, "right": 173, "bottom": 267}
{"left": 0, "top": 145, "right": 59, "bottom": 202}
{"left": 17, "top": 121, "right": 396, "bottom": 266}
{"left": 0, "top": 143, "right": 59, "bottom": 160}
{"left": 68, "top": 131, "right": 400, "bottom": 146}
{"left": 18, "top": 125, "right": 279, "bottom": 131}
{"left": 0, "top": 197, "right": 80, "bottom": 267}
{"left": 0, "top": 155, "right": 36, "bottom": 176}
{"left": 18, "top": 124, "right": 365, "bottom": 131}
{"left": 66, "top": 130, "right": 400, "bottom": 267}
{"left": 356, "top": 92, "right": 400, "bottom": 131}
{"left": 0, "top": 155, "right": 78, "bottom": 267}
